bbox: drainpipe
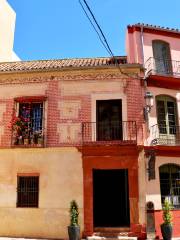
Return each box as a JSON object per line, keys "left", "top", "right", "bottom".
{"left": 140, "top": 25, "right": 147, "bottom": 87}
{"left": 140, "top": 25, "right": 145, "bottom": 65}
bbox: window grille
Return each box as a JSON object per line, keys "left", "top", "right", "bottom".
{"left": 17, "top": 176, "right": 39, "bottom": 208}
{"left": 12, "top": 101, "right": 44, "bottom": 146}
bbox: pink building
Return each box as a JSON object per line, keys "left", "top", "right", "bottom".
{"left": 127, "top": 23, "right": 180, "bottom": 238}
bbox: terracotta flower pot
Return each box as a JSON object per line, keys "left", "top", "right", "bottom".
{"left": 24, "top": 138, "right": 29, "bottom": 145}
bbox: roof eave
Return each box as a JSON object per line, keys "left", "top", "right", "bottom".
{"left": 0, "top": 63, "right": 144, "bottom": 75}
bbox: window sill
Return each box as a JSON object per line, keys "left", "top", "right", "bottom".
{"left": 12, "top": 143, "right": 44, "bottom": 148}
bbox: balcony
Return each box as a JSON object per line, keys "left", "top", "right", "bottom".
{"left": 145, "top": 57, "right": 180, "bottom": 77}
{"left": 12, "top": 129, "right": 44, "bottom": 147}
{"left": 151, "top": 124, "right": 180, "bottom": 146}
{"left": 82, "top": 121, "right": 137, "bottom": 145}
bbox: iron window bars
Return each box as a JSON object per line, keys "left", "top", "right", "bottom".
{"left": 17, "top": 176, "right": 39, "bottom": 208}
{"left": 12, "top": 102, "right": 44, "bottom": 146}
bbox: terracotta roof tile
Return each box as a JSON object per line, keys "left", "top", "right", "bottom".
{"left": 0, "top": 56, "right": 127, "bottom": 72}
{"left": 0, "top": 56, "right": 127, "bottom": 73}
{"left": 128, "top": 23, "right": 180, "bottom": 34}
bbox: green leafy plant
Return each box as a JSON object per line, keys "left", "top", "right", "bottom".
{"left": 162, "top": 199, "right": 173, "bottom": 226}
{"left": 70, "top": 200, "right": 79, "bottom": 226}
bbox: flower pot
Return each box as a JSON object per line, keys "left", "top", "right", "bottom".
{"left": 161, "top": 224, "right": 173, "bottom": 240}
{"left": 18, "top": 136, "right": 23, "bottom": 145}
{"left": 37, "top": 137, "right": 43, "bottom": 145}
{"left": 68, "top": 226, "right": 80, "bottom": 240}
{"left": 24, "top": 138, "right": 29, "bottom": 145}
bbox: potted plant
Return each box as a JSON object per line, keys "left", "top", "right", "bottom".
{"left": 161, "top": 198, "right": 173, "bottom": 240}
{"left": 9, "top": 116, "right": 24, "bottom": 145}
{"left": 68, "top": 200, "right": 80, "bottom": 240}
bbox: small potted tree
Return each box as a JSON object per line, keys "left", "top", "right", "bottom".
{"left": 161, "top": 199, "right": 173, "bottom": 240}
{"left": 68, "top": 200, "right": 80, "bottom": 240}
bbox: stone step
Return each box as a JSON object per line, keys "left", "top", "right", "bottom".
{"left": 87, "top": 237, "right": 137, "bottom": 240}
{"left": 93, "top": 232, "right": 129, "bottom": 237}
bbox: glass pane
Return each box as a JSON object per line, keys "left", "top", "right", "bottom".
{"left": 159, "top": 164, "right": 180, "bottom": 208}
{"left": 97, "top": 100, "right": 122, "bottom": 141}
{"left": 157, "top": 100, "right": 167, "bottom": 134}
{"left": 167, "top": 101, "right": 176, "bottom": 134}
{"left": 32, "top": 103, "right": 43, "bottom": 132}
{"left": 153, "top": 41, "right": 172, "bottom": 74}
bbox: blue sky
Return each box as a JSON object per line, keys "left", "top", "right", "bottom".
{"left": 8, "top": 0, "right": 180, "bottom": 61}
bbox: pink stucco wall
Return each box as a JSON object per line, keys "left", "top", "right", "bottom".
{"left": 126, "top": 29, "right": 180, "bottom": 64}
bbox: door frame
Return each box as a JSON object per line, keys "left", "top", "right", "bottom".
{"left": 96, "top": 99, "right": 122, "bottom": 141}
{"left": 82, "top": 146, "right": 139, "bottom": 237}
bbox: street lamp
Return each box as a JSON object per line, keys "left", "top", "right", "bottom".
{"left": 144, "top": 91, "right": 154, "bottom": 121}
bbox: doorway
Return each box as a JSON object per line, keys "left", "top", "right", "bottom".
{"left": 96, "top": 99, "right": 122, "bottom": 141}
{"left": 93, "top": 169, "right": 130, "bottom": 227}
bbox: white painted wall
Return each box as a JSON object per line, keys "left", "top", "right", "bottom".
{"left": 0, "top": 0, "right": 20, "bottom": 62}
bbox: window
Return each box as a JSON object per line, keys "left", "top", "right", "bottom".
{"left": 17, "top": 176, "right": 39, "bottom": 208}
{"left": 12, "top": 97, "right": 45, "bottom": 146}
{"left": 156, "top": 96, "right": 177, "bottom": 135}
{"left": 152, "top": 40, "right": 172, "bottom": 74}
{"left": 159, "top": 164, "right": 180, "bottom": 208}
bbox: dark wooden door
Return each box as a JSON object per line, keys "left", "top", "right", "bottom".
{"left": 96, "top": 100, "right": 122, "bottom": 141}
{"left": 93, "top": 169, "right": 130, "bottom": 227}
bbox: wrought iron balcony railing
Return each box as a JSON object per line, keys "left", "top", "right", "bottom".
{"left": 151, "top": 124, "right": 180, "bottom": 145}
{"left": 145, "top": 57, "right": 180, "bottom": 77}
{"left": 12, "top": 128, "right": 44, "bottom": 147}
{"left": 82, "top": 121, "right": 137, "bottom": 144}
{"left": 161, "top": 195, "right": 180, "bottom": 209}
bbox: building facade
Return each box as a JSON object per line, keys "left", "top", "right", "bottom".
{"left": 0, "top": 58, "right": 145, "bottom": 238}
{"left": 0, "top": 22, "right": 180, "bottom": 239}
{"left": 0, "top": 0, "right": 19, "bottom": 62}
{"left": 127, "top": 23, "right": 180, "bottom": 238}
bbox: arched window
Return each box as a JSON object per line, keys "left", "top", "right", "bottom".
{"left": 156, "top": 95, "right": 177, "bottom": 143}
{"left": 159, "top": 164, "right": 180, "bottom": 208}
{"left": 152, "top": 40, "right": 172, "bottom": 74}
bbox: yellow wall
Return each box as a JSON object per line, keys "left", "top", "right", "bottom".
{"left": 0, "top": 147, "right": 83, "bottom": 238}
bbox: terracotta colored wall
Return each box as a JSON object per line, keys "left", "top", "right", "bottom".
{"left": 82, "top": 145, "right": 139, "bottom": 236}
{"left": 154, "top": 210, "right": 180, "bottom": 238}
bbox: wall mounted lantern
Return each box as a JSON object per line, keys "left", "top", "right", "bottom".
{"left": 144, "top": 91, "right": 154, "bottom": 121}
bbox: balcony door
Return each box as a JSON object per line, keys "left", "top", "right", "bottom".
{"left": 156, "top": 96, "right": 177, "bottom": 143}
{"left": 96, "top": 99, "right": 122, "bottom": 141}
{"left": 152, "top": 40, "right": 172, "bottom": 74}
